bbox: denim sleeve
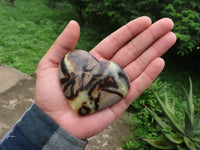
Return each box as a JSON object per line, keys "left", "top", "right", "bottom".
{"left": 0, "top": 104, "right": 88, "bottom": 150}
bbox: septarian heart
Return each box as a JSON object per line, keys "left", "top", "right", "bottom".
{"left": 59, "top": 50, "right": 130, "bottom": 116}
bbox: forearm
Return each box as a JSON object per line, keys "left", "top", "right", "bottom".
{"left": 0, "top": 104, "right": 88, "bottom": 150}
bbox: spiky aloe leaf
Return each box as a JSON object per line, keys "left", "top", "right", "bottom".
{"left": 164, "top": 90, "right": 175, "bottom": 113}
{"left": 164, "top": 88, "right": 170, "bottom": 107}
{"left": 184, "top": 111, "right": 194, "bottom": 137}
{"left": 193, "top": 112, "right": 200, "bottom": 130}
{"left": 192, "top": 137, "right": 200, "bottom": 144}
{"left": 195, "top": 142, "right": 200, "bottom": 149}
{"left": 143, "top": 137, "right": 176, "bottom": 149}
{"left": 162, "top": 128, "right": 184, "bottom": 145}
{"left": 171, "top": 98, "right": 176, "bottom": 114}
{"left": 193, "top": 129, "right": 200, "bottom": 137}
{"left": 183, "top": 136, "right": 197, "bottom": 150}
{"left": 183, "top": 78, "right": 194, "bottom": 122}
{"left": 145, "top": 105, "right": 168, "bottom": 129}
{"left": 145, "top": 105, "right": 183, "bottom": 144}
{"left": 177, "top": 145, "right": 188, "bottom": 150}
{"left": 154, "top": 92, "right": 184, "bottom": 134}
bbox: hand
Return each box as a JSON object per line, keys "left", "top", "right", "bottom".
{"left": 35, "top": 16, "right": 176, "bottom": 139}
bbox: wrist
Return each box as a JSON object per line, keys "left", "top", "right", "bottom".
{"left": 1, "top": 104, "right": 88, "bottom": 149}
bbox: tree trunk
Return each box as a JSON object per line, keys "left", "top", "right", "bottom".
{"left": 76, "top": 8, "right": 85, "bottom": 24}
{"left": 6, "top": 0, "right": 15, "bottom": 6}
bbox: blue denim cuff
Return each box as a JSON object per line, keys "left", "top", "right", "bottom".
{"left": 0, "top": 104, "right": 88, "bottom": 150}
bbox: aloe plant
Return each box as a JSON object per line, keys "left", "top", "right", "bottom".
{"left": 144, "top": 78, "right": 200, "bottom": 150}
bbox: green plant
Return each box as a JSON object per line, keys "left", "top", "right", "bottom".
{"left": 122, "top": 78, "right": 174, "bottom": 150}
{"left": 163, "top": 0, "right": 200, "bottom": 55}
{"left": 0, "top": 0, "right": 58, "bottom": 74}
{"left": 144, "top": 78, "right": 200, "bottom": 149}
{"left": 128, "top": 78, "right": 173, "bottom": 114}
{"left": 64, "top": 0, "right": 200, "bottom": 55}
{"left": 0, "top": 0, "right": 99, "bottom": 74}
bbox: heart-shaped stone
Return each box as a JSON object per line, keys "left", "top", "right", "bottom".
{"left": 59, "top": 50, "right": 130, "bottom": 116}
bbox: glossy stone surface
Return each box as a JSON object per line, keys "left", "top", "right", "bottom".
{"left": 59, "top": 50, "right": 130, "bottom": 116}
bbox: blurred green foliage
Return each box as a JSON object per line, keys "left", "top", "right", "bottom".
{"left": 46, "top": 0, "right": 200, "bottom": 56}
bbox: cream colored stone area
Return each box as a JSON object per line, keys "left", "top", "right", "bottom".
{"left": 0, "top": 65, "right": 31, "bottom": 94}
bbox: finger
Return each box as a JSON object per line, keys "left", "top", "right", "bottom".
{"left": 110, "top": 57, "right": 165, "bottom": 116}
{"left": 41, "top": 20, "right": 80, "bottom": 67}
{"left": 124, "top": 31, "right": 176, "bottom": 82}
{"left": 111, "top": 18, "right": 174, "bottom": 68}
{"left": 90, "top": 16, "right": 152, "bottom": 60}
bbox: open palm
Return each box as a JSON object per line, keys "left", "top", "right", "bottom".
{"left": 35, "top": 17, "right": 176, "bottom": 139}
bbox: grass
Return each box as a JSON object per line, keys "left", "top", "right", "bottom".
{"left": 0, "top": 0, "right": 99, "bottom": 74}
{"left": 0, "top": 0, "right": 56, "bottom": 74}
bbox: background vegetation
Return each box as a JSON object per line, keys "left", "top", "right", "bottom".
{"left": 0, "top": 0, "right": 99, "bottom": 74}
{"left": 0, "top": 0, "right": 200, "bottom": 149}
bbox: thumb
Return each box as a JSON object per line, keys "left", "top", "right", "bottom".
{"left": 41, "top": 20, "right": 80, "bottom": 67}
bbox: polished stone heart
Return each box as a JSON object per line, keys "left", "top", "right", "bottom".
{"left": 59, "top": 50, "right": 130, "bottom": 116}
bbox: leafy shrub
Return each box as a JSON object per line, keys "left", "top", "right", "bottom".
{"left": 122, "top": 78, "right": 174, "bottom": 150}
{"left": 145, "top": 78, "right": 200, "bottom": 149}
{"left": 123, "top": 78, "right": 200, "bottom": 150}
{"left": 162, "top": 1, "right": 200, "bottom": 56}
{"left": 56, "top": 0, "right": 200, "bottom": 56}
{"left": 122, "top": 77, "right": 191, "bottom": 150}
{"left": 127, "top": 78, "right": 174, "bottom": 114}
{"left": 75, "top": 25, "right": 103, "bottom": 51}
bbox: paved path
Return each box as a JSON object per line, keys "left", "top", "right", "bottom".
{"left": 0, "top": 65, "right": 132, "bottom": 150}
